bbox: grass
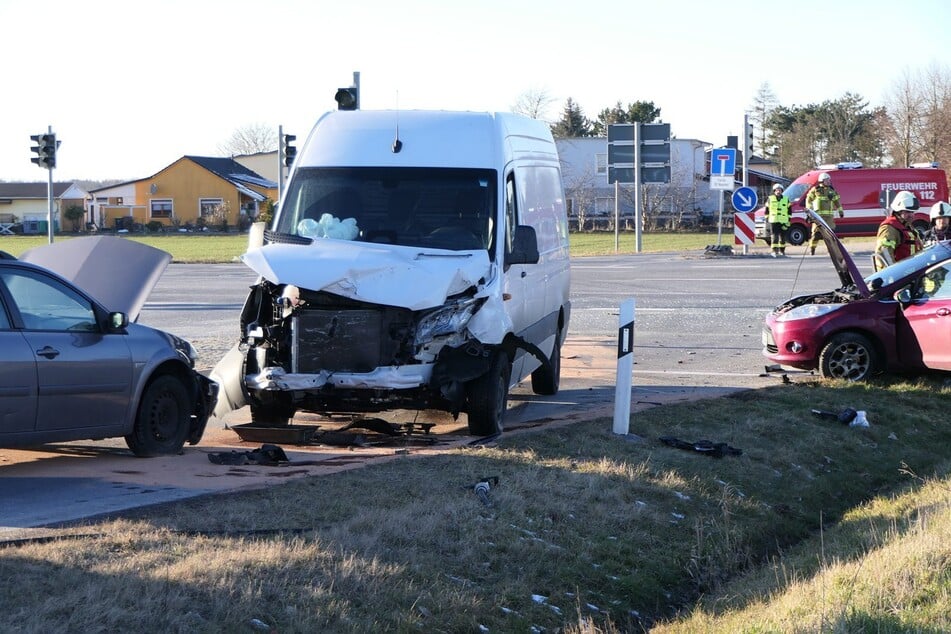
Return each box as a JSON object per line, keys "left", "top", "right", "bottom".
{"left": 2, "top": 377, "right": 949, "bottom": 632}
{"left": 0, "top": 230, "right": 723, "bottom": 262}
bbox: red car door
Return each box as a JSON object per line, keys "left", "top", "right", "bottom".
{"left": 899, "top": 263, "right": 951, "bottom": 370}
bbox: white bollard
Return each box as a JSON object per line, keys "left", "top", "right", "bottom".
{"left": 613, "top": 298, "right": 635, "bottom": 435}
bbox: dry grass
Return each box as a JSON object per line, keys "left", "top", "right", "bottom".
{"left": 2, "top": 377, "right": 950, "bottom": 632}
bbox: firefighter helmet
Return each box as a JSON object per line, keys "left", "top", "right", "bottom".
{"left": 817, "top": 172, "right": 831, "bottom": 184}
{"left": 931, "top": 201, "right": 951, "bottom": 221}
{"left": 890, "top": 190, "right": 920, "bottom": 213}
{"left": 772, "top": 183, "right": 784, "bottom": 192}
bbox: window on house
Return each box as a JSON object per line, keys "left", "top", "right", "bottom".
{"left": 200, "top": 198, "right": 224, "bottom": 217}
{"left": 566, "top": 198, "right": 575, "bottom": 216}
{"left": 596, "top": 197, "right": 613, "bottom": 215}
{"left": 596, "top": 153, "right": 607, "bottom": 175}
{"left": 150, "top": 199, "right": 173, "bottom": 219}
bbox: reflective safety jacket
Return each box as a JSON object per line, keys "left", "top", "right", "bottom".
{"left": 805, "top": 184, "right": 842, "bottom": 215}
{"left": 875, "top": 215, "right": 922, "bottom": 263}
{"left": 766, "top": 194, "right": 790, "bottom": 224}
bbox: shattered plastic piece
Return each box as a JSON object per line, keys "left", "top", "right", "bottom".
{"left": 811, "top": 407, "right": 857, "bottom": 424}
{"left": 849, "top": 410, "right": 870, "bottom": 428}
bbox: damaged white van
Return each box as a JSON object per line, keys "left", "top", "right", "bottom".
{"left": 214, "top": 110, "right": 571, "bottom": 436}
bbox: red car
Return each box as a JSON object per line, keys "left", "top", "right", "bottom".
{"left": 764, "top": 211, "right": 951, "bottom": 380}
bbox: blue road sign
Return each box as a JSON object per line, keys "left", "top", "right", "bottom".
{"left": 710, "top": 147, "right": 736, "bottom": 176}
{"left": 731, "top": 186, "right": 758, "bottom": 212}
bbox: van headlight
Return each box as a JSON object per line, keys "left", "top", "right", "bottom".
{"left": 416, "top": 298, "right": 482, "bottom": 345}
{"left": 776, "top": 303, "right": 843, "bottom": 322}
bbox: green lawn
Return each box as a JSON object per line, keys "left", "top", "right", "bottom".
{"left": 0, "top": 231, "right": 724, "bottom": 262}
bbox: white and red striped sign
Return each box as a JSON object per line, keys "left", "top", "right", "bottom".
{"left": 734, "top": 211, "right": 756, "bottom": 245}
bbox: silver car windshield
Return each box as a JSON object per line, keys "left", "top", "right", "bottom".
{"left": 275, "top": 167, "right": 497, "bottom": 256}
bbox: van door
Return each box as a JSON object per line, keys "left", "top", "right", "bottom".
{"left": 502, "top": 172, "right": 537, "bottom": 382}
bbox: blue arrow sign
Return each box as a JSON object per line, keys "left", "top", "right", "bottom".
{"left": 731, "top": 186, "right": 758, "bottom": 212}
{"left": 710, "top": 147, "right": 736, "bottom": 176}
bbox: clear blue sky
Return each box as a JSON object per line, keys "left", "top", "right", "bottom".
{"left": 2, "top": 0, "right": 949, "bottom": 183}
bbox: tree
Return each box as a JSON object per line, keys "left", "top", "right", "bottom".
{"left": 591, "top": 100, "right": 661, "bottom": 136}
{"left": 511, "top": 87, "right": 556, "bottom": 121}
{"left": 748, "top": 82, "right": 778, "bottom": 157}
{"left": 550, "top": 98, "right": 593, "bottom": 138}
{"left": 885, "top": 63, "right": 951, "bottom": 168}
{"left": 63, "top": 205, "right": 85, "bottom": 232}
{"left": 218, "top": 123, "right": 278, "bottom": 156}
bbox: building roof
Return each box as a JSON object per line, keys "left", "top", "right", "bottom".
{"left": 184, "top": 156, "right": 277, "bottom": 190}
{"left": 0, "top": 182, "right": 80, "bottom": 199}
{"left": 86, "top": 156, "right": 277, "bottom": 195}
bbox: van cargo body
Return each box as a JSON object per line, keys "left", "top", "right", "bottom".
{"left": 754, "top": 164, "right": 948, "bottom": 245}
{"left": 219, "top": 110, "right": 571, "bottom": 436}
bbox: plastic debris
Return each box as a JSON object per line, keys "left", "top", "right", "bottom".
{"left": 849, "top": 410, "right": 870, "bottom": 428}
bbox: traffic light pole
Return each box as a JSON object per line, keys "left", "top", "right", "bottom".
{"left": 44, "top": 125, "right": 54, "bottom": 244}
{"left": 278, "top": 124, "right": 285, "bottom": 202}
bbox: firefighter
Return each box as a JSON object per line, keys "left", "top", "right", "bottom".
{"left": 766, "top": 183, "right": 791, "bottom": 257}
{"left": 923, "top": 201, "right": 951, "bottom": 246}
{"left": 874, "top": 190, "right": 922, "bottom": 271}
{"left": 805, "top": 172, "right": 844, "bottom": 254}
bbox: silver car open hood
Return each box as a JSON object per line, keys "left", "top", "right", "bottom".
{"left": 807, "top": 209, "right": 870, "bottom": 298}
{"left": 241, "top": 240, "right": 492, "bottom": 311}
{"left": 19, "top": 236, "right": 172, "bottom": 321}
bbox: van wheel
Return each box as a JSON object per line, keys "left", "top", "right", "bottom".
{"left": 125, "top": 374, "right": 191, "bottom": 457}
{"left": 250, "top": 392, "right": 296, "bottom": 426}
{"left": 786, "top": 225, "right": 807, "bottom": 246}
{"left": 819, "top": 332, "right": 878, "bottom": 381}
{"left": 912, "top": 220, "right": 930, "bottom": 236}
{"left": 466, "top": 352, "right": 511, "bottom": 436}
{"left": 531, "top": 330, "right": 561, "bottom": 395}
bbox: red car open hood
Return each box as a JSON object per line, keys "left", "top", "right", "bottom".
{"left": 807, "top": 209, "right": 870, "bottom": 298}
{"left": 19, "top": 236, "right": 171, "bottom": 321}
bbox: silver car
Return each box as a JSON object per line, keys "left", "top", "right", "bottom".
{"left": 0, "top": 236, "right": 216, "bottom": 456}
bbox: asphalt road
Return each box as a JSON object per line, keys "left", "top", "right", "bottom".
{"left": 1, "top": 243, "right": 867, "bottom": 533}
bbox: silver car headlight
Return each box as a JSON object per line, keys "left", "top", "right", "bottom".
{"left": 776, "top": 303, "right": 843, "bottom": 322}
{"left": 416, "top": 298, "right": 482, "bottom": 345}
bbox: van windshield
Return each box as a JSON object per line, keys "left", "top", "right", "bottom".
{"left": 783, "top": 182, "right": 810, "bottom": 204}
{"left": 275, "top": 167, "right": 497, "bottom": 255}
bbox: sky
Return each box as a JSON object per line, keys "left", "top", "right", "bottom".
{"left": 2, "top": 0, "right": 950, "bottom": 183}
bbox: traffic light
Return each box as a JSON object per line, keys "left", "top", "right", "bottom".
{"left": 745, "top": 121, "right": 755, "bottom": 160}
{"left": 30, "top": 133, "right": 57, "bottom": 169}
{"left": 334, "top": 86, "right": 358, "bottom": 110}
{"left": 282, "top": 133, "right": 297, "bottom": 167}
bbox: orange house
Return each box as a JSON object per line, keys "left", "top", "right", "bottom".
{"left": 88, "top": 156, "right": 277, "bottom": 231}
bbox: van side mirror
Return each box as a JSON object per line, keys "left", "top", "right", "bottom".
{"left": 506, "top": 225, "right": 539, "bottom": 265}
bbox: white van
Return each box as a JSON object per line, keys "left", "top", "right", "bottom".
{"left": 213, "top": 110, "right": 571, "bottom": 436}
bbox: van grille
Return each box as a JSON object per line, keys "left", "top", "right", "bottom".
{"left": 291, "top": 306, "right": 414, "bottom": 373}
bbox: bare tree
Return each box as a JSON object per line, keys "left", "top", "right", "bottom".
{"left": 884, "top": 68, "right": 925, "bottom": 166}
{"left": 748, "top": 82, "right": 778, "bottom": 157}
{"left": 218, "top": 123, "right": 278, "bottom": 156}
{"left": 919, "top": 62, "right": 951, "bottom": 167}
{"left": 511, "top": 87, "right": 556, "bottom": 121}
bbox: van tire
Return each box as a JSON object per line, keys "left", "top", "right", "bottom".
{"left": 466, "top": 352, "right": 511, "bottom": 436}
{"left": 531, "top": 331, "right": 561, "bottom": 395}
{"left": 786, "top": 224, "right": 808, "bottom": 246}
{"left": 249, "top": 392, "right": 296, "bottom": 426}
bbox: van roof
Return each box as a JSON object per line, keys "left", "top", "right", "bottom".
{"left": 296, "top": 110, "right": 558, "bottom": 169}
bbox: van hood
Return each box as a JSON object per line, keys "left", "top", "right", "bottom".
{"left": 19, "top": 236, "right": 172, "bottom": 321}
{"left": 807, "top": 209, "right": 870, "bottom": 298}
{"left": 241, "top": 240, "right": 492, "bottom": 310}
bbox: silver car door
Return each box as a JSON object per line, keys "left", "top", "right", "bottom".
{"left": 2, "top": 268, "right": 133, "bottom": 432}
{"left": 0, "top": 305, "right": 37, "bottom": 435}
